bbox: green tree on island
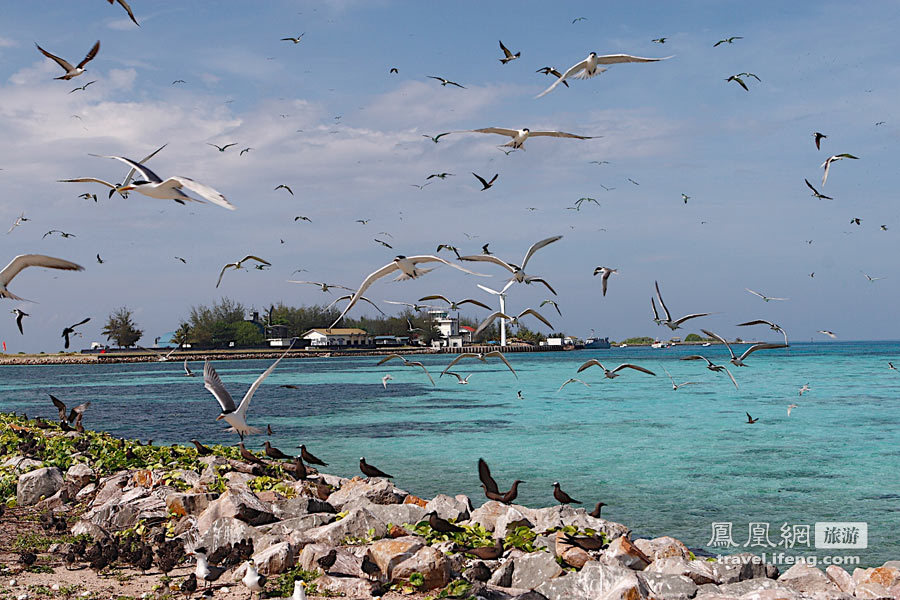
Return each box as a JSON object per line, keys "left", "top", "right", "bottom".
{"left": 102, "top": 307, "right": 144, "bottom": 348}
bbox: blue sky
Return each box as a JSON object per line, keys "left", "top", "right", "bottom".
{"left": 1, "top": 1, "right": 899, "bottom": 352}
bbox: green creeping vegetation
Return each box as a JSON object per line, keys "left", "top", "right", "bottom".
{"left": 341, "top": 527, "right": 379, "bottom": 546}
{"left": 0, "top": 412, "right": 292, "bottom": 502}
{"left": 408, "top": 520, "right": 545, "bottom": 553}
{"left": 13, "top": 531, "right": 78, "bottom": 552}
{"left": 248, "top": 475, "right": 297, "bottom": 497}
{"left": 263, "top": 566, "right": 321, "bottom": 598}
{"left": 425, "top": 579, "right": 475, "bottom": 600}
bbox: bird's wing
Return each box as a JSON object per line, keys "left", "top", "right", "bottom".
{"left": 681, "top": 355, "right": 714, "bottom": 366}
{"left": 115, "top": 0, "right": 140, "bottom": 25}
{"left": 478, "top": 458, "right": 499, "bottom": 494}
{"left": 183, "top": 359, "right": 192, "bottom": 375}
{"left": 376, "top": 354, "right": 406, "bottom": 366}
{"left": 738, "top": 343, "right": 787, "bottom": 361}
{"left": 414, "top": 363, "right": 435, "bottom": 386}
{"left": 0, "top": 254, "right": 83, "bottom": 287}
{"left": 49, "top": 395, "right": 67, "bottom": 421}
{"left": 672, "top": 313, "right": 710, "bottom": 326}
{"left": 576, "top": 359, "right": 603, "bottom": 373}
{"left": 499, "top": 40, "right": 513, "bottom": 58}
{"left": 418, "top": 294, "right": 451, "bottom": 304}
{"left": 821, "top": 157, "right": 833, "bottom": 185}
{"left": 804, "top": 179, "right": 820, "bottom": 195}
{"left": 235, "top": 343, "right": 294, "bottom": 419}
{"left": 76, "top": 41, "right": 101, "bottom": 69}
{"left": 458, "top": 254, "right": 514, "bottom": 273}
{"left": 736, "top": 319, "right": 773, "bottom": 327}
{"left": 444, "top": 371, "right": 463, "bottom": 382}
{"left": 662, "top": 368, "right": 675, "bottom": 384}
{"left": 35, "top": 44, "right": 75, "bottom": 72}
{"left": 654, "top": 281, "right": 672, "bottom": 320}
{"left": 536, "top": 57, "right": 588, "bottom": 97}
{"left": 203, "top": 361, "right": 237, "bottom": 413}
{"left": 486, "top": 351, "right": 517, "bottom": 378}
{"left": 526, "top": 277, "right": 557, "bottom": 295}
{"left": 91, "top": 155, "right": 164, "bottom": 183}
{"left": 529, "top": 131, "right": 594, "bottom": 140}
{"left": 408, "top": 255, "right": 487, "bottom": 276}
{"left": 470, "top": 127, "right": 519, "bottom": 138}
{"left": 358, "top": 296, "right": 387, "bottom": 316}
{"left": 472, "top": 172, "right": 490, "bottom": 187}
{"left": 613, "top": 363, "right": 656, "bottom": 376}
{"left": 457, "top": 298, "right": 492, "bottom": 310}
{"left": 598, "top": 53, "right": 672, "bottom": 64}
{"left": 58, "top": 177, "right": 117, "bottom": 189}
{"left": 521, "top": 235, "right": 563, "bottom": 268}
{"left": 474, "top": 312, "right": 509, "bottom": 336}
{"left": 518, "top": 308, "right": 553, "bottom": 329}
{"left": 69, "top": 317, "right": 90, "bottom": 328}
{"left": 701, "top": 329, "right": 735, "bottom": 359}
{"left": 651, "top": 297, "right": 661, "bottom": 320}
{"left": 723, "top": 366, "right": 739, "bottom": 389}
{"left": 123, "top": 144, "right": 168, "bottom": 187}
{"left": 441, "top": 353, "right": 476, "bottom": 375}
{"left": 169, "top": 177, "right": 235, "bottom": 210}
{"left": 215, "top": 264, "right": 233, "bottom": 288}
{"left": 240, "top": 255, "right": 271, "bottom": 266}
{"left": 324, "top": 294, "right": 350, "bottom": 311}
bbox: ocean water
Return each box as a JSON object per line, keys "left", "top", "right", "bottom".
{"left": 1, "top": 342, "right": 897, "bottom": 567}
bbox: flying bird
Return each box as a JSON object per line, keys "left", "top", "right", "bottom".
{"left": 557, "top": 378, "right": 590, "bottom": 392}
{"left": 461, "top": 235, "right": 562, "bottom": 294}
{"left": 787, "top": 404, "right": 798, "bottom": 416}
{"left": 390, "top": 67, "right": 398, "bottom": 74}
{"left": 324, "top": 294, "right": 386, "bottom": 316}
{"left": 465, "top": 127, "right": 595, "bottom": 150}
{"left": 746, "top": 288, "right": 788, "bottom": 302}
{"left": 216, "top": 256, "right": 271, "bottom": 288}
{"left": 850, "top": 217, "right": 862, "bottom": 225}
{"left": 418, "top": 295, "right": 490, "bottom": 311}
{"left": 61, "top": 317, "right": 90, "bottom": 349}
{"left": 290, "top": 280, "right": 354, "bottom": 293}
{"left": 714, "top": 36, "right": 743, "bottom": 46}
{"left": 183, "top": 360, "right": 195, "bottom": 377}
{"left": 473, "top": 308, "right": 553, "bottom": 336}
{"left": 43, "top": 230, "right": 75, "bottom": 239}
{"left": 441, "top": 351, "right": 517, "bottom": 378}
{"left": 61, "top": 143, "right": 168, "bottom": 200}
{"left": 498, "top": 40, "right": 520, "bottom": 63}
{"left": 96, "top": 254, "right": 103, "bottom": 264}
{"left": 700, "top": 329, "right": 787, "bottom": 367}
{"left": 203, "top": 344, "right": 294, "bottom": 440}
{"left": 108, "top": 0, "right": 139, "bottom": 26}
{"left": 11, "top": 309, "right": 28, "bottom": 334}
{"left": 725, "top": 74, "right": 752, "bottom": 91}
{"left": 818, "top": 330, "right": 836, "bottom": 338}
{"left": 820, "top": 154, "right": 859, "bottom": 185}
{"left": 799, "top": 383, "right": 811, "bottom": 396}
{"left": 423, "top": 132, "right": 451, "bottom": 143}
{"left": 427, "top": 76, "right": 465, "bottom": 88}
{"left": 281, "top": 34, "right": 305, "bottom": 43}
{"left": 175, "top": 256, "right": 187, "bottom": 264}
{"left": 681, "top": 355, "right": 739, "bottom": 389}
{"left": 736, "top": 319, "right": 789, "bottom": 345}
{"left": 536, "top": 52, "right": 671, "bottom": 98}
{"left": 374, "top": 239, "right": 393, "bottom": 248}
{"left": 35, "top": 40, "right": 100, "bottom": 80}
{"left": 813, "top": 132, "right": 827, "bottom": 150}
{"left": 662, "top": 368, "right": 701, "bottom": 391}
{"left": 481, "top": 243, "right": 492, "bottom": 255}
{"left": 427, "top": 172, "right": 454, "bottom": 180}
{"left": 435, "top": 244, "right": 461, "bottom": 258}
{"left": 410, "top": 182, "right": 432, "bottom": 190}
{"left": 536, "top": 66, "right": 569, "bottom": 87}
{"left": 652, "top": 37, "right": 667, "bottom": 43}
{"left": 0, "top": 254, "right": 84, "bottom": 301}
{"left": 592, "top": 266, "right": 617, "bottom": 296}
{"left": 863, "top": 273, "right": 883, "bottom": 282}
{"left": 472, "top": 172, "right": 498, "bottom": 190}
{"left": 274, "top": 184, "right": 293, "bottom": 195}
{"left": 294, "top": 216, "right": 311, "bottom": 222}
{"left": 207, "top": 143, "right": 237, "bottom": 152}
{"left": 572, "top": 17, "right": 587, "bottom": 23}
{"left": 805, "top": 179, "right": 832, "bottom": 200}
{"left": 654, "top": 281, "right": 709, "bottom": 330}
{"left": 381, "top": 374, "right": 392, "bottom": 389}
{"left": 745, "top": 412, "right": 759, "bottom": 424}
{"left": 330, "top": 255, "right": 485, "bottom": 327}
{"left": 443, "top": 371, "right": 472, "bottom": 385}
{"left": 171, "top": 79, "right": 186, "bottom": 85}
{"left": 7, "top": 213, "right": 28, "bottom": 234}
{"left": 68, "top": 80, "right": 96, "bottom": 93}
{"left": 86, "top": 155, "right": 236, "bottom": 209}
{"left": 576, "top": 359, "right": 655, "bottom": 379}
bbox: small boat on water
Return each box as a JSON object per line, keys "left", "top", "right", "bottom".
{"left": 651, "top": 340, "right": 669, "bottom": 349}
{"left": 584, "top": 337, "right": 611, "bottom": 349}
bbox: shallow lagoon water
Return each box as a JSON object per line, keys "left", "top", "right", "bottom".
{"left": 1, "top": 341, "right": 897, "bottom": 566}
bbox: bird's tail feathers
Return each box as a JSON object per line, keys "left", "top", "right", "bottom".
{"left": 395, "top": 267, "right": 434, "bottom": 281}
{"left": 572, "top": 67, "right": 607, "bottom": 80}
{"left": 226, "top": 424, "right": 263, "bottom": 436}
{"left": 0, "top": 289, "right": 31, "bottom": 302}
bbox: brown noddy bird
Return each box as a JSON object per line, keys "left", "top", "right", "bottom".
{"left": 562, "top": 532, "right": 606, "bottom": 551}
{"left": 427, "top": 511, "right": 465, "bottom": 534}
{"left": 588, "top": 501, "right": 607, "bottom": 518}
{"left": 238, "top": 443, "right": 267, "bottom": 466}
{"left": 498, "top": 480, "right": 524, "bottom": 504}
{"left": 299, "top": 444, "right": 327, "bottom": 466}
{"left": 190, "top": 439, "right": 212, "bottom": 456}
{"left": 290, "top": 455, "right": 308, "bottom": 480}
{"left": 746, "top": 412, "right": 759, "bottom": 424}
{"left": 263, "top": 441, "right": 291, "bottom": 460}
{"left": 478, "top": 458, "right": 499, "bottom": 494}
{"left": 360, "top": 457, "right": 392, "bottom": 479}
{"left": 553, "top": 481, "right": 582, "bottom": 505}
{"left": 457, "top": 538, "right": 504, "bottom": 560}
{"left": 316, "top": 548, "right": 337, "bottom": 571}
{"left": 481, "top": 484, "right": 505, "bottom": 502}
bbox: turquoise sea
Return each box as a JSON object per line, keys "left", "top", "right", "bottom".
{"left": 1, "top": 342, "right": 897, "bottom": 567}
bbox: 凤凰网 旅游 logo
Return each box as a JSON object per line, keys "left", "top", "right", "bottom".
{"left": 815, "top": 522, "right": 867, "bottom": 549}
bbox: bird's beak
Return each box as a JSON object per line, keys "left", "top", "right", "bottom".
{"left": 215, "top": 414, "right": 224, "bottom": 421}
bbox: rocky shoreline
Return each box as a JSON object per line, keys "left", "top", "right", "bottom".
{"left": 1, "top": 413, "right": 897, "bottom": 600}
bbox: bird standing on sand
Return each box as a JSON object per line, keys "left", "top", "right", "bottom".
{"left": 553, "top": 481, "right": 582, "bottom": 505}
{"left": 298, "top": 444, "right": 327, "bottom": 467}
{"left": 360, "top": 457, "right": 392, "bottom": 479}
{"left": 0, "top": 254, "right": 84, "bottom": 302}
{"left": 203, "top": 343, "right": 294, "bottom": 440}
{"left": 242, "top": 559, "right": 266, "bottom": 599}
{"left": 317, "top": 549, "right": 337, "bottom": 572}
{"left": 35, "top": 41, "right": 100, "bottom": 80}
{"left": 190, "top": 548, "right": 225, "bottom": 591}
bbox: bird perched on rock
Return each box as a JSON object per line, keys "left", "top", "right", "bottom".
{"left": 360, "top": 457, "right": 393, "bottom": 479}
{"left": 361, "top": 552, "right": 382, "bottom": 581}
{"left": 263, "top": 441, "right": 290, "bottom": 460}
{"left": 316, "top": 548, "right": 337, "bottom": 572}
{"left": 190, "top": 439, "right": 212, "bottom": 456}
{"left": 238, "top": 443, "right": 267, "bottom": 466}
{"left": 458, "top": 538, "right": 504, "bottom": 560}
{"left": 562, "top": 532, "right": 606, "bottom": 551}
{"left": 427, "top": 511, "right": 465, "bottom": 534}
{"left": 553, "top": 481, "right": 582, "bottom": 505}
{"left": 589, "top": 501, "right": 607, "bottom": 518}
{"left": 478, "top": 458, "right": 500, "bottom": 495}
{"left": 289, "top": 455, "right": 308, "bottom": 481}
{"left": 298, "top": 444, "right": 327, "bottom": 466}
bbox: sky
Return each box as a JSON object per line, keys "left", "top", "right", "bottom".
{"left": 1, "top": 0, "right": 899, "bottom": 352}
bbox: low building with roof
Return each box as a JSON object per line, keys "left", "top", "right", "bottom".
{"left": 302, "top": 328, "right": 371, "bottom": 347}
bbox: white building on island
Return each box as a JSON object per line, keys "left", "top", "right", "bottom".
{"left": 302, "top": 328, "right": 371, "bottom": 347}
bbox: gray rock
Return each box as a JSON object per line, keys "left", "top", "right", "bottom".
{"left": 64, "top": 463, "right": 94, "bottom": 490}
{"left": 696, "top": 583, "right": 723, "bottom": 595}
{"left": 469, "top": 583, "right": 550, "bottom": 600}
{"left": 70, "top": 520, "right": 110, "bottom": 541}
{"left": 853, "top": 581, "right": 893, "bottom": 599}
{"left": 75, "top": 482, "right": 96, "bottom": 502}
{"left": 2, "top": 456, "right": 42, "bottom": 472}
{"left": 364, "top": 502, "right": 427, "bottom": 527}
{"left": 270, "top": 496, "right": 334, "bottom": 520}
{"left": 489, "top": 558, "right": 516, "bottom": 587}
{"left": 315, "top": 574, "right": 380, "bottom": 599}
{"left": 825, "top": 565, "right": 855, "bottom": 595}
{"left": 251, "top": 541, "right": 294, "bottom": 575}
{"left": 493, "top": 506, "right": 534, "bottom": 540}
{"left": 16, "top": 466, "right": 64, "bottom": 506}
{"left": 199, "top": 516, "right": 262, "bottom": 556}
{"left": 196, "top": 487, "right": 275, "bottom": 530}
{"left": 91, "top": 472, "right": 129, "bottom": 507}
{"left": 602, "top": 536, "right": 651, "bottom": 570}
{"left": 466, "top": 561, "right": 493, "bottom": 582}
{"left": 165, "top": 492, "right": 217, "bottom": 517}
{"left": 425, "top": 494, "right": 472, "bottom": 521}
{"left": 524, "top": 505, "right": 629, "bottom": 542}
{"left": 723, "top": 553, "right": 776, "bottom": 581}
{"left": 298, "top": 543, "right": 362, "bottom": 578}
{"left": 298, "top": 507, "right": 387, "bottom": 545}
{"left": 259, "top": 513, "right": 335, "bottom": 537}
{"left": 326, "top": 477, "right": 406, "bottom": 509}
{"left": 634, "top": 537, "right": 692, "bottom": 562}
{"left": 536, "top": 562, "right": 650, "bottom": 600}
{"left": 367, "top": 535, "right": 450, "bottom": 590}
{"left": 777, "top": 562, "right": 842, "bottom": 597}
{"left": 718, "top": 577, "right": 790, "bottom": 597}
{"left": 638, "top": 571, "right": 698, "bottom": 600}
{"left": 509, "top": 552, "right": 564, "bottom": 590}
{"left": 469, "top": 501, "right": 517, "bottom": 531}
{"left": 224, "top": 471, "right": 255, "bottom": 487}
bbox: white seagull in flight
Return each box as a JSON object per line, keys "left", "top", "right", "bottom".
{"left": 746, "top": 288, "right": 788, "bottom": 302}
{"left": 330, "top": 255, "right": 487, "bottom": 327}
{"left": 203, "top": 343, "right": 294, "bottom": 440}
{"left": 0, "top": 254, "right": 84, "bottom": 301}
{"left": 536, "top": 52, "right": 672, "bottom": 98}
{"left": 87, "top": 155, "right": 236, "bottom": 210}
{"left": 35, "top": 41, "right": 100, "bottom": 80}
{"left": 460, "top": 235, "right": 563, "bottom": 294}
{"left": 463, "top": 127, "right": 595, "bottom": 150}
{"left": 654, "top": 280, "right": 709, "bottom": 330}
{"left": 216, "top": 256, "right": 271, "bottom": 288}
{"left": 60, "top": 144, "right": 168, "bottom": 200}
